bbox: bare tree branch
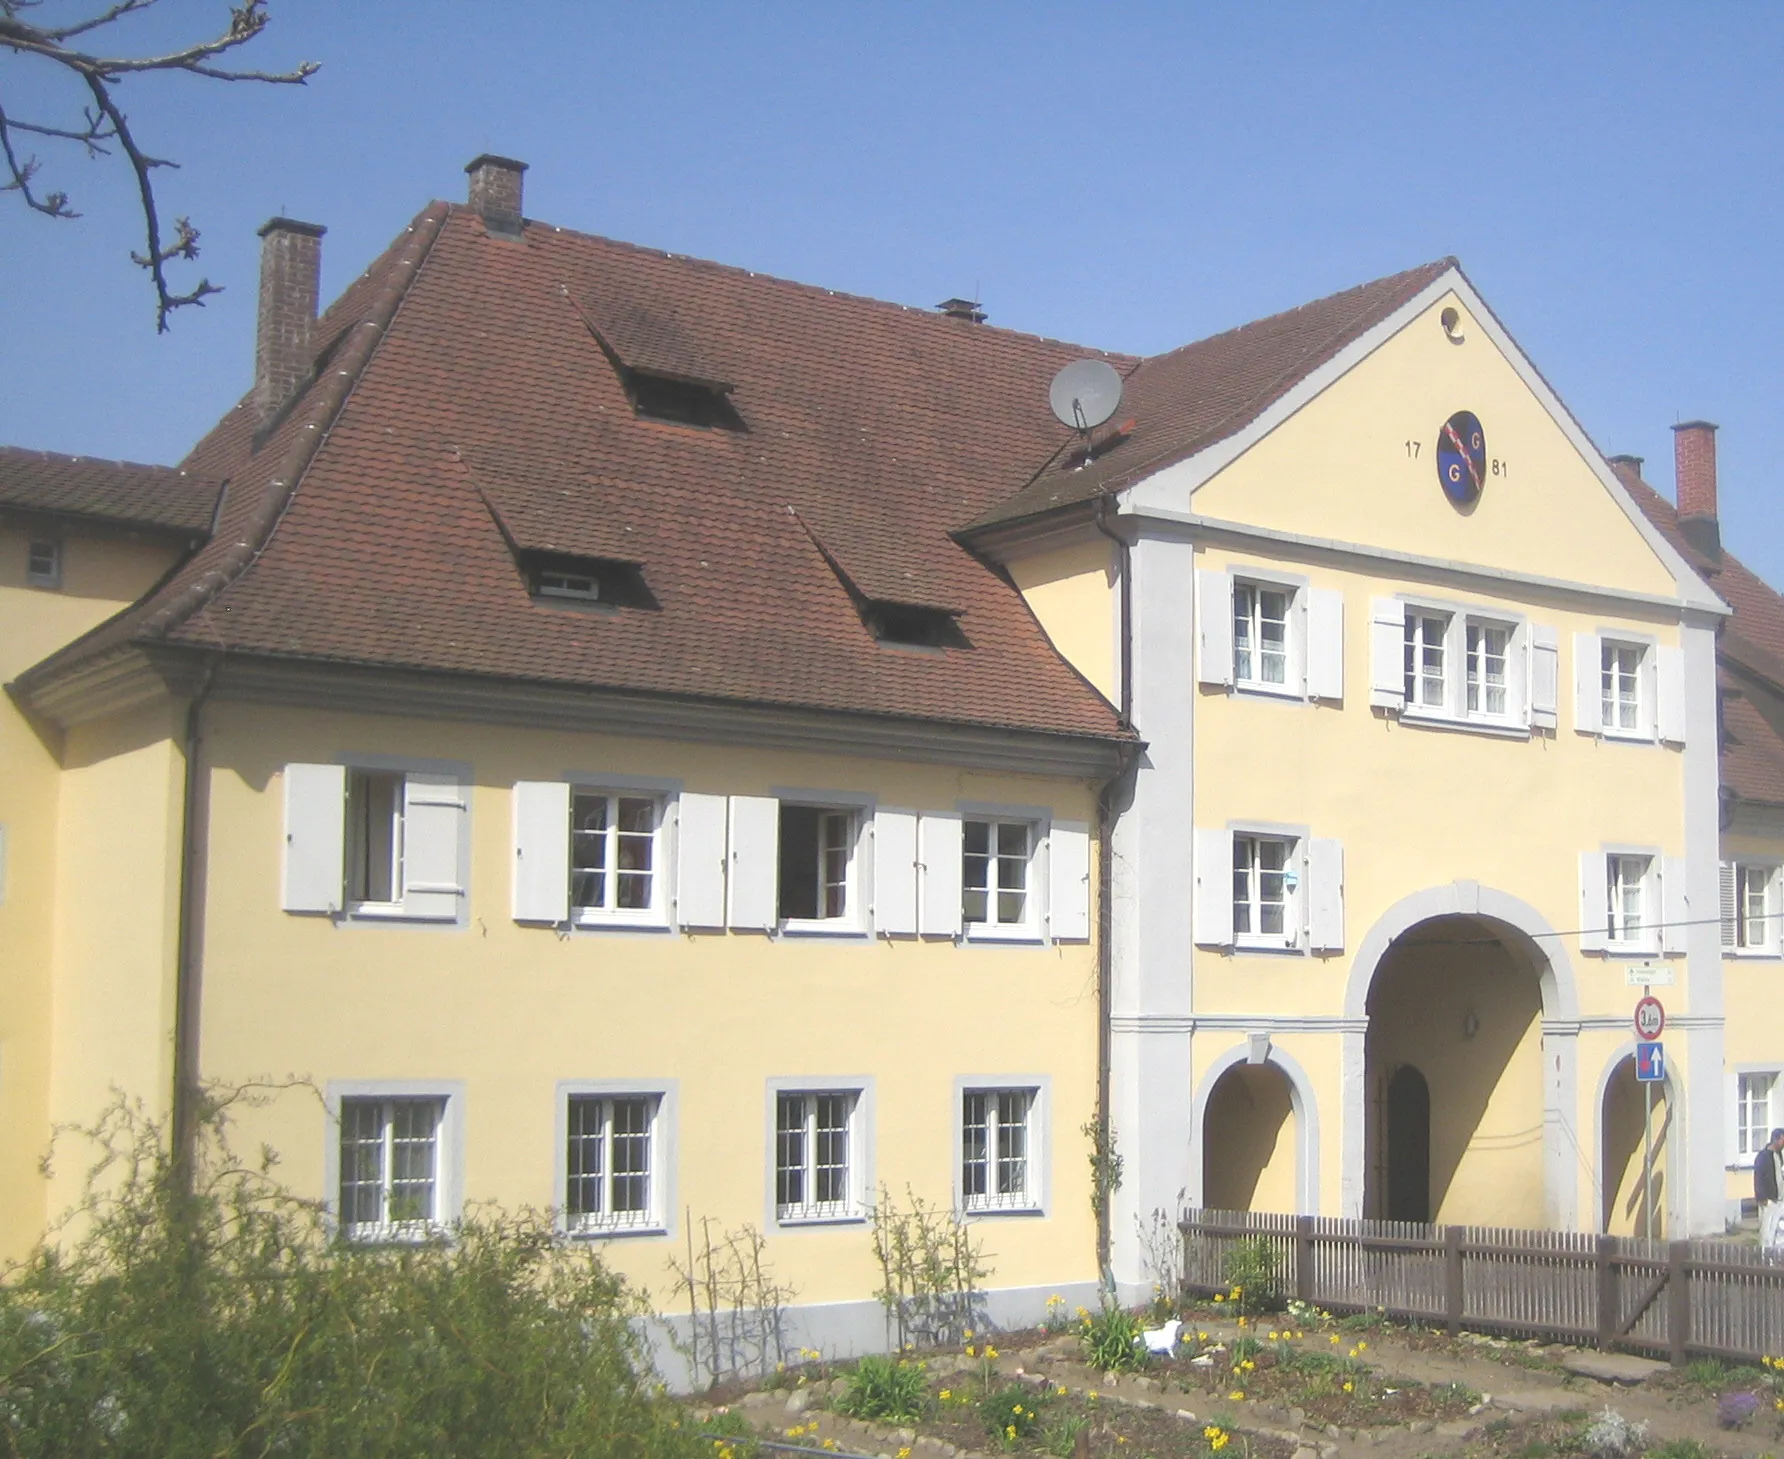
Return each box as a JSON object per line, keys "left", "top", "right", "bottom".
{"left": 0, "top": 0, "right": 317, "bottom": 329}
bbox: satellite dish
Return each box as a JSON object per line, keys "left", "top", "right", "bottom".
{"left": 1049, "top": 358, "right": 1123, "bottom": 432}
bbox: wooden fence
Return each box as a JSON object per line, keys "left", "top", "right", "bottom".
{"left": 1180, "top": 1209, "right": 1784, "bottom": 1366}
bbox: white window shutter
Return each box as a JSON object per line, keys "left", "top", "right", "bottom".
{"left": 726, "top": 795, "right": 779, "bottom": 931}
{"left": 918, "top": 812, "right": 963, "bottom": 938}
{"left": 1656, "top": 645, "right": 1687, "bottom": 744}
{"left": 1306, "top": 587, "right": 1344, "bottom": 701}
{"left": 402, "top": 773, "right": 468, "bottom": 921}
{"left": 1369, "top": 598, "right": 1405, "bottom": 710}
{"left": 1529, "top": 625, "right": 1560, "bottom": 730}
{"left": 674, "top": 792, "right": 728, "bottom": 929}
{"left": 1721, "top": 861, "right": 1738, "bottom": 950}
{"left": 1047, "top": 820, "right": 1092, "bottom": 942}
{"left": 282, "top": 762, "right": 345, "bottom": 913}
{"left": 1661, "top": 854, "right": 1688, "bottom": 955}
{"left": 512, "top": 780, "right": 570, "bottom": 924}
{"left": 1196, "top": 568, "right": 1234, "bottom": 688}
{"left": 1193, "top": 827, "right": 1234, "bottom": 947}
{"left": 874, "top": 808, "right": 919, "bottom": 936}
{"left": 1308, "top": 837, "right": 1344, "bottom": 952}
{"left": 1578, "top": 850, "right": 1608, "bottom": 953}
{"left": 1574, "top": 633, "right": 1602, "bottom": 734}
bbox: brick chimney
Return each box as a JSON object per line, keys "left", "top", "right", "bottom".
{"left": 466, "top": 154, "right": 527, "bottom": 236}
{"left": 1671, "top": 420, "right": 1721, "bottom": 562}
{"left": 937, "top": 297, "right": 987, "bottom": 323}
{"left": 1606, "top": 453, "right": 1645, "bottom": 488}
{"left": 254, "top": 217, "right": 325, "bottom": 424}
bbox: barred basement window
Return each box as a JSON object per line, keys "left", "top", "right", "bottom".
{"left": 776, "top": 1091, "right": 856, "bottom": 1221}
{"left": 564, "top": 1094, "right": 658, "bottom": 1232}
{"left": 962, "top": 1088, "right": 1037, "bottom": 1212}
{"left": 338, "top": 1097, "right": 443, "bottom": 1239}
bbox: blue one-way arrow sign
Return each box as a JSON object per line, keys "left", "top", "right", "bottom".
{"left": 1636, "top": 1042, "right": 1666, "bottom": 1083}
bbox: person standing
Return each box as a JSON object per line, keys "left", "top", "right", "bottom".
{"left": 1756, "top": 1128, "right": 1784, "bottom": 1251}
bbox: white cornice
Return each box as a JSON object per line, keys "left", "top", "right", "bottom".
{"left": 1121, "top": 505, "right": 1724, "bottom": 619}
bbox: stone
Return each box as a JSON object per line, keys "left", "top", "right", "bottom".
{"left": 1132, "top": 1376, "right": 1158, "bottom": 1392}
{"left": 1561, "top": 1352, "right": 1667, "bottom": 1385}
{"left": 1293, "top": 1448, "right": 1320, "bottom": 1459}
{"left": 1288, "top": 1408, "right": 1307, "bottom": 1427}
{"left": 1407, "top": 1420, "right": 1434, "bottom": 1435}
{"left": 1318, "top": 1444, "right": 1339, "bottom": 1459}
{"left": 1436, "top": 1420, "right": 1478, "bottom": 1438}
{"left": 1175, "top": 1410, "right": 1199, "bottom": 1422}
{"left": 1493, "top": 1391, "right": 1577, "bottom": 1415}
{"left": 785, "top": 1390, "right": 812, "bottom": 1415}
{"left": 1324, "top": 1424, "right": 1343, "bottom": 1439}
{"left": 741, "top": 1391, "right": 776, "bottom": 1409}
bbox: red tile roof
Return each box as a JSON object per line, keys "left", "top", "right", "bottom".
{"left": 0, "top": 447, "right": 220, "bottom": 536}
{"left": 968, "top": 258, "right": 1457, "bottom": 531}
{"left": 17, "top": 203, "right": 1136, "bottom": 743}
{"left": 1622, "top": 470, "right": 1784, "bottom": 808}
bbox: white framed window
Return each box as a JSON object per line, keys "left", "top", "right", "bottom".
{"left": 564, "top": 1093, "right": 660, "bottom": 1233}
{"left": 284, "top": 762, "right": 469, "bottom": 922}
{"left": 1233, "top": 833, "right": 1297, "bottom": 948}
{"left": 1737, "top": 1072, "right": 1780, "bottom": 1160}
{"left": 25, "top": 537, "right": 61, "bottom": 589}
{"left": 963, "top": 817, "right": 1036, "bottom": 932}
{"left": 1601, "top": 640, "right": 1644, "bottom": 733}
{"left": 336, "top": 1095, "right": 448, "bottom": 1241}
{"left": 1723, "top": 861, "right": 1781, "bottom": 954}
{"left": 961, "top": 1086, "right": 1040, "bottom": 1214}
{"left": 1199, "top": 568, "right": 1342, "bottom": 702}
{"left": 778, "top": 805, "right": 858, "bottom": 928}
{"left": 1465, "top": 621, "right": 1512, "bottom": 718}
{"left": 1606, "top": 853, "right": 1652, "bottom": 948}
{"left": 775, "top": 1090, "right": 861, "bottom": 1223}
{"left": 1403, "top": 611, "right": 1450, "bottom": 711}
{"left": 572, "top": 791, "right": 663, "bottom": 921}
{"left": 1233, "top": 581, "right": 1292, "bottom": 690}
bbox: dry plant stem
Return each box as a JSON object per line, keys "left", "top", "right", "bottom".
{"left": 0, "top": 0, "right": 318, "bottom": 328}
{"left": 663, "top": 1217, "right": 795, "bottom": 1386}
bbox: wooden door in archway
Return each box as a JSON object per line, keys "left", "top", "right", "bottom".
{"left": 1386, "top": 1064, "right": 1431, "bottom": 1222}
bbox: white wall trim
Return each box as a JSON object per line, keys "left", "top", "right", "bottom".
{"left": 1122, "top": 506, "right": 1723, "bottom": 620}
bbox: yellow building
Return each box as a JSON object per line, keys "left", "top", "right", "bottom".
{"left": 4, "top": 156, "right": 1779, "bottom": 1355}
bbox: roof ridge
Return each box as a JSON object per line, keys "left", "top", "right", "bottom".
{"left": 1138, "top": 256, "right": 1456, "bottom": 367}
{"left": 476, "top": 202, "right": 1138, "bottom": 364}
{"left": 137, "top": 202, "right": 452, "bottom": 643}
{"left": 0, "top": 445, "right": 195, "bottom": 477}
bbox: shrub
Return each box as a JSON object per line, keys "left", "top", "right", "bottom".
{"left": 1580, "top": 1406, "right": 1650, "bottom": 1458}
{"left": 1647, "top": 1442, "right": 1712, "bottom": 1459}
{"left": 1221, "top": 1237, "right": 1281, "bottom": 1315}
{"left": 0, "top": 1092, "right": 697, "bottom": 1459}
{"left": 1041, "top": 1410, "right": 1089, "bottom": 1458}
{"left": 979, "top": 1383, "right": 1046, "bottom": 1448}
{"left": 834, "top": 1355, "right": 928, "bottom": 1422}
{"left": 1080, "top": 1303, "right": 1147, "bottom": 1373}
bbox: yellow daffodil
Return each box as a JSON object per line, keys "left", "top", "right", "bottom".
{"left": 1228, "top": 1390, "right": 1245, "bottom": 1401}
{"left": 1343, "top": 1380, "right": 1354, "bottom": 1392}
{"left": 1213, "top": 1294, "right": 1224, "bottom": 1303}
{"left": 965, "top": 1346, "right": 976, "bottom": 1358}
{"left": 964, "top": 1329, "right": 975, "bottom": 1340}
{"left": 898, "top": 1449, "right": 912, "bottom": 1459}
{"left": 1329, "top": 1335, "right": 1340, "bottom": 1345}
{"left": 1357, "top": 1340, "right": 1368, "bottom": 1351}
{"left": 1006, "top": 1426, "right": 1017, "bottom": 1441}
{"left": 985, "top": 1344, "right": 999, "bottom": 1359}
{"left": 1211, "top": 1435, "right": 1230, "bottom": 1452}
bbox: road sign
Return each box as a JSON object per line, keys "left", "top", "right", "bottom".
{"left": 1634, "top": 995, "right": 1665, "bottom": 1041}
{"left": 1635, "top": 1041, "right": 1666, "bottom": 1083}
{"left": 1623, "top": 962, "right": 1675, "bottom": 988}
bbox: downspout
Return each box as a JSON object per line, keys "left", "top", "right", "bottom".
{"left": 171, "top": 656, "right": 220, "bottom": 1193}
{"left": 1092, "top": 495, "right": 1135, "bottom": 1290}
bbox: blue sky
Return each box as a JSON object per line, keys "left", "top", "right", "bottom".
{"left": 5, "top": 2, "right": 1781, "bottom": 583}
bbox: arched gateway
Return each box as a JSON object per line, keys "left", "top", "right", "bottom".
{"left": 1340, "top": 883, "right": 1581, "bottom": 1227}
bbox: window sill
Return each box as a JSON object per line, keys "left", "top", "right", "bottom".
{"left": 342, "top": 1222, "right": 446, "bottom": 1245}
{"left": 1398, "top": 708, "right": 1531, "bottom": 740}
{"left": 571, "top": 911, "right": 670, "bottom": 932}
{"left": 779, "top": 920, "right": 868, "bottom": 939}
{"left": 1233, "top": 680, "right": 1306, "bottom": 704}
{"left": 1727, "top": 948, "right": 1782, "bottom": 960}
{"left": 563, "top": 1221, "right": 667, "bottom": 1240}
{"left": 1591, "top": 728, "right": 1657, "bottom": 746}
{"left": 964, "top": 925, "right": 1045, "bottom": 945}
{"left": 775, "top": 1210, "right": 866, "bottom": 1228}
{"left": 1601, "top": 943, "right": 1662, "bottom": 959}
{"left": 345, "top": 901, "right": 410, "bottom": 920}
{"left": 962, "top": 1203, "right": 1044, "bottom": 1220}
{"left": 1233, "top": 938, "right": 1304, "bottom": 956}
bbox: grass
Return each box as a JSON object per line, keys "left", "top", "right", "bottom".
{"left": 834, "top": 1355, "right": 929, "bottom": 1422}
{"left": 1645, "top": 1442, "right": 1713, "bottom": 1459}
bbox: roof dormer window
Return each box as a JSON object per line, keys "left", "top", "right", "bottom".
{"left": 865, "top": 601, "right": 966, "bottom": 650}
{"left": 521, "top": 551, "right": 657, "bottom": 611}
{"left": 628, "top": 371, "right": 738, "bottom": 429}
